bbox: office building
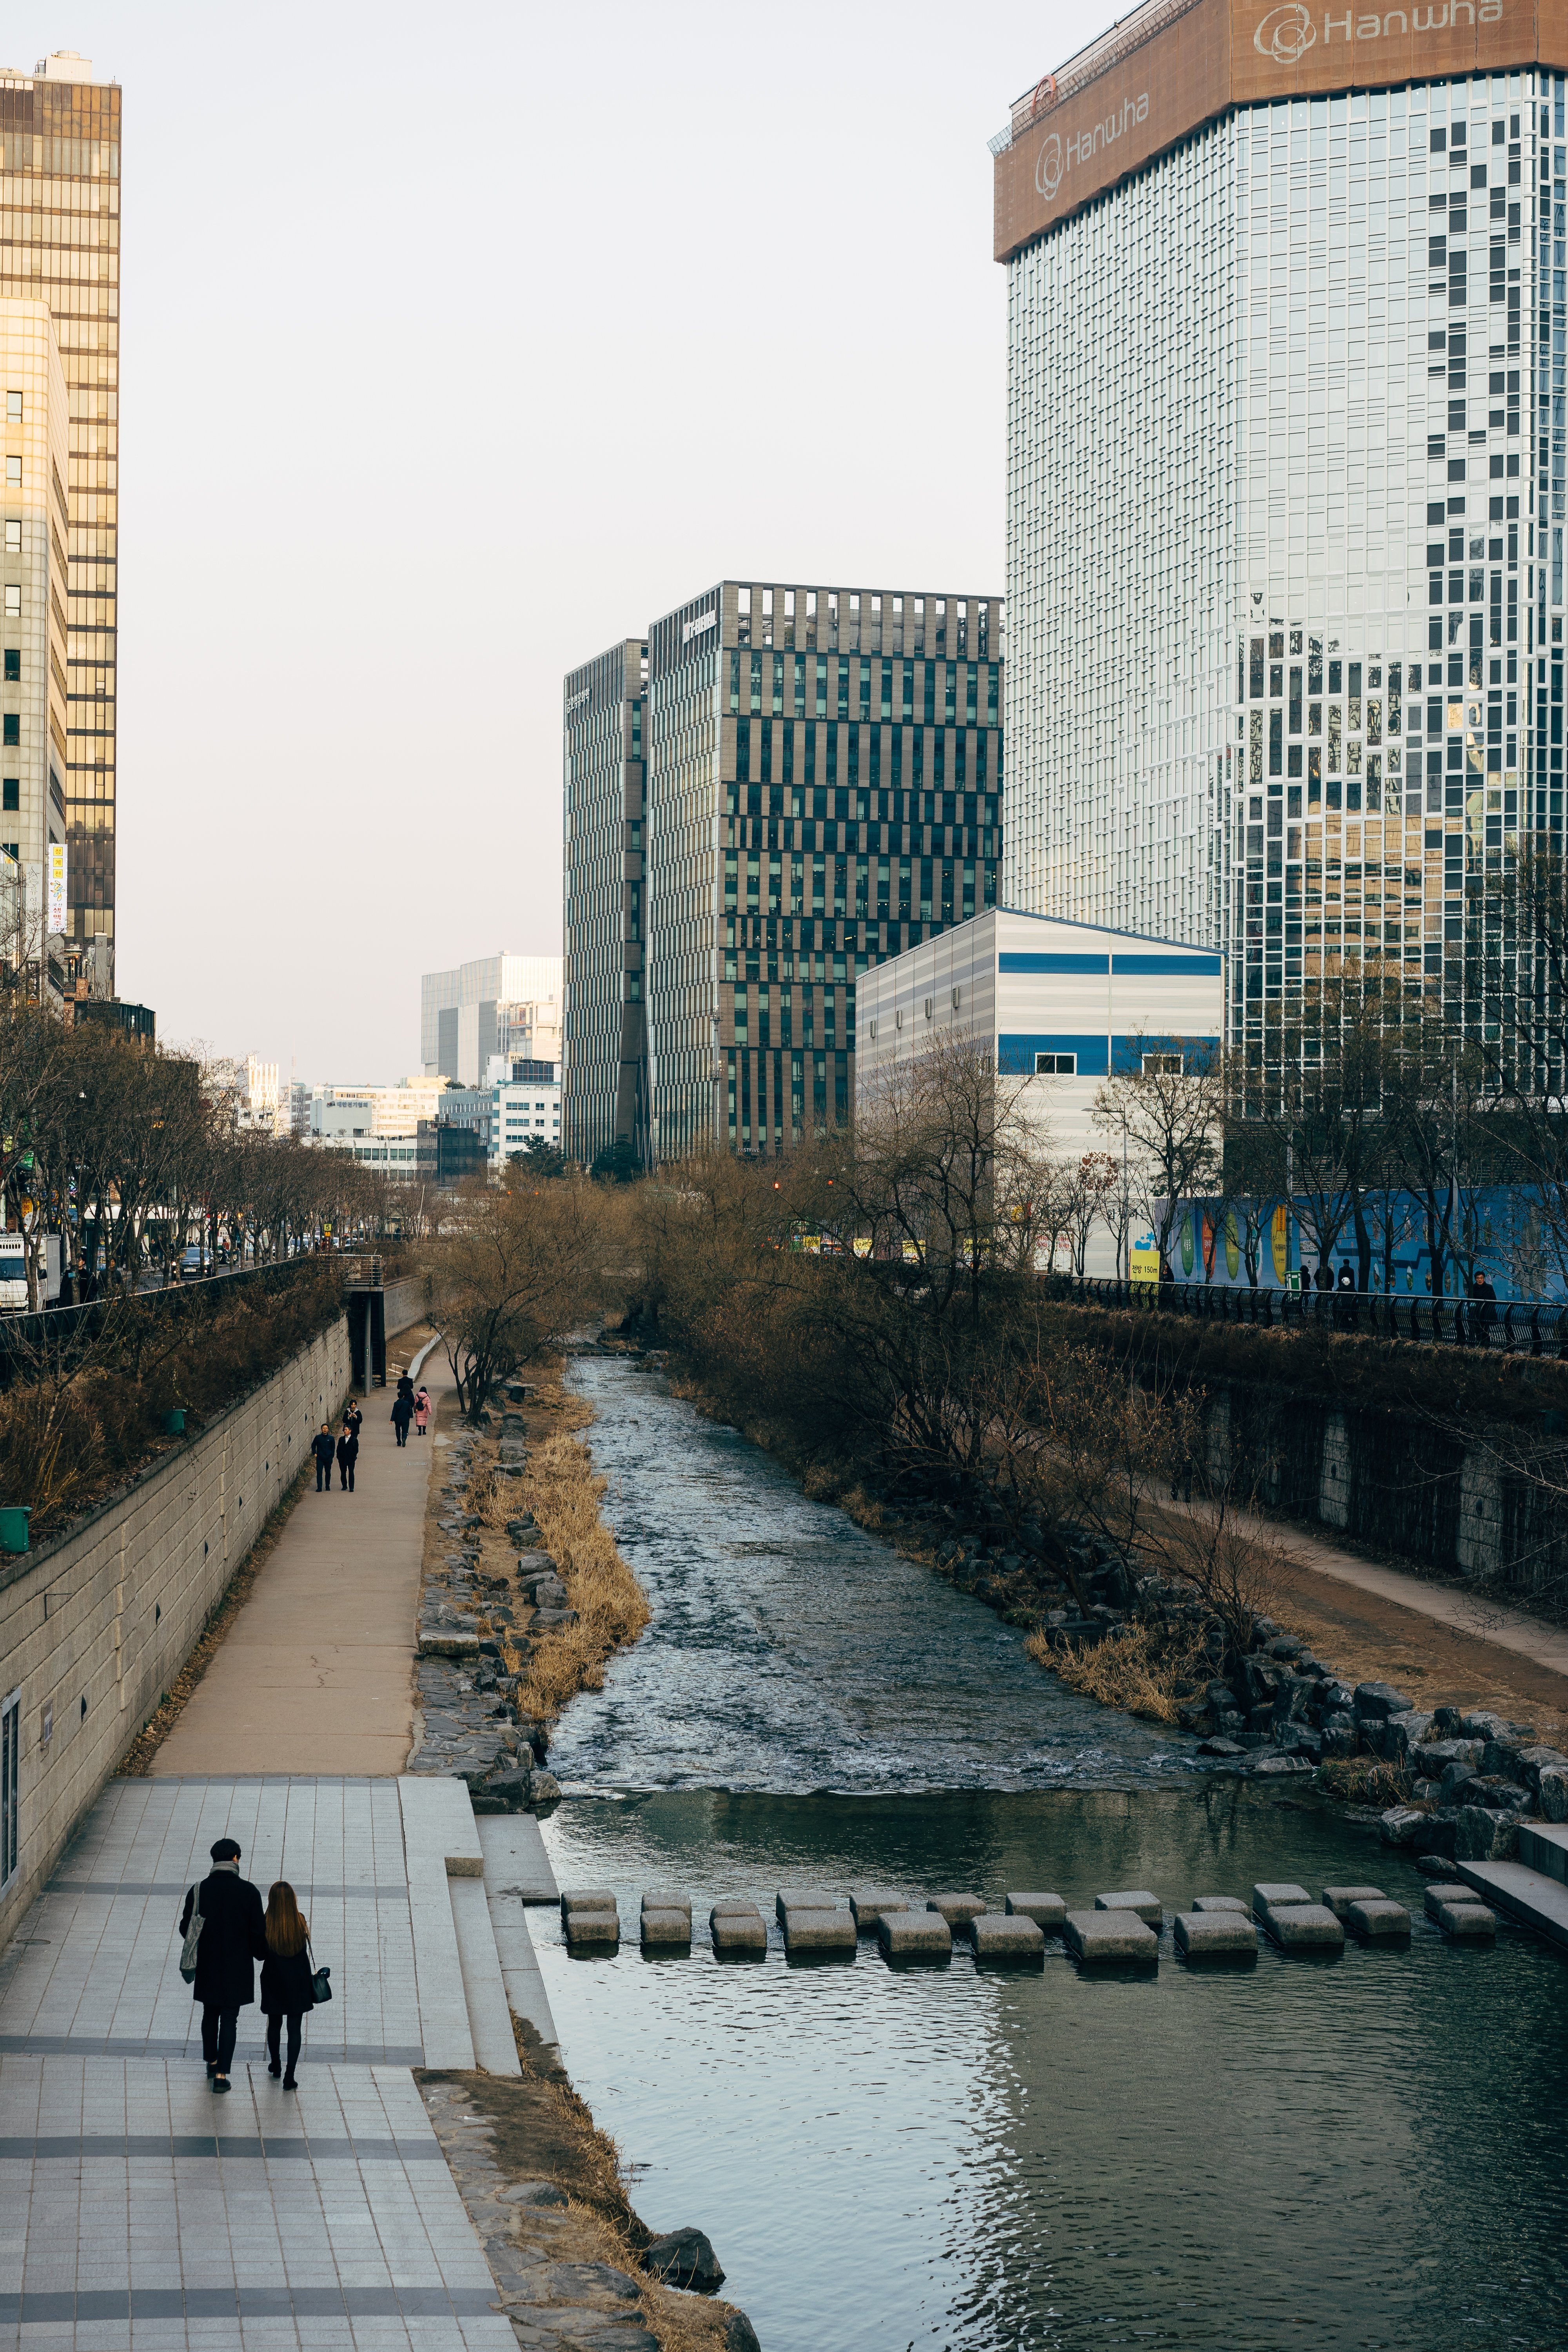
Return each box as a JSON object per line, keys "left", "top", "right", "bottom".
{"left": 307, "top": 1079, "right": 446, "bottom": 1143}
{"left": 563, "top": 639, "right": 647, "bottom": 1171}
{"left": 0, "top": 294, "right": 67, "bottom": 1004}
{"left": 230, "top": 1055, "right": 279, "bottom": 1135}
{"left": 565, "top": 581, "right": 1004, "bottom": 1165}
{"left": 420, "top": 953, "right": 561, "bottom": 1086}
{"left": 857, "top": 909, "right": 1223, "bottom": 1203}
{"left": 492, "top": 1072, "right": 562, "bottom": 1164}
{"left": 994, "top": 9, "right": 1568, "bottom": 1052}
{"left": 0, "top": 55, "right": 121, "bottom": 984}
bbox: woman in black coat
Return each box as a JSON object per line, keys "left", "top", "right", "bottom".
{"left": 178, "top": 1836, "right": 268, "bottom": 2093}
{"left": 260, "top": 1880, "right": 317, "bottom": 2088}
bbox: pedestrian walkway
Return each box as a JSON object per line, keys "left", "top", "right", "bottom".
{"left": 154, "top": 1358, "right": 447, "bottom": 1778}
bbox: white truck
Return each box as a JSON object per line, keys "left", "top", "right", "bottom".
{"left": 0, "top": 1233, "right": 63, "bottom": 1310}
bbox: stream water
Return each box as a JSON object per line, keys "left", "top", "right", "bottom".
{"left": 533, "top": 1356, "right": 1568, "bottom": 2352}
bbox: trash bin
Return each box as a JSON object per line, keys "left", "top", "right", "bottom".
{"left": 163, "top": 1408, "right": 186, "bottom": 1437}
{"left": 0, "top": 1506, "right": 31, "bottom": 1554}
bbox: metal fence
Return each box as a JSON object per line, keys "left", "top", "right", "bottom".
{"left": 1061, "top": 1274, "right": 1568, "bottom": 1357}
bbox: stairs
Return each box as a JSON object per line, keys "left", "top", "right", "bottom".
{"left": 1454, "top": 1822, "right": 1568, "bottom": 1951}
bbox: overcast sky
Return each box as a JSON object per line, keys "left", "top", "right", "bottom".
{"left": 28, "top": 0, "right": 1108, "bottom": 1083}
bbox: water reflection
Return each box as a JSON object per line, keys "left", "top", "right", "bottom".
{"left": 555, "top": 1356, "right": 1193, "bottom": 1792}
{"left": 538, "top": 1788, "right": 1568, "bottom": 2352}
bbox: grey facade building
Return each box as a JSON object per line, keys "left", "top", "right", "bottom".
{"left": 565, "top": 581, "right": 1004, "bottom": 1167}
{"left": 562, "top": 639, "right": 646, "bottom": 1171}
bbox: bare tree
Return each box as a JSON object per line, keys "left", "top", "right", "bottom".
{"left": 1091, "top": 1033, "right": 1223, "bottom": 1272}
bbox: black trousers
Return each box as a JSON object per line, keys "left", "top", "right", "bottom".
{"left": 200, "top": 2004, "right": 239, "bottom": 2074}
{"left": 316, "top": 1461, "right": 331, "bottom": 1490}
{"left": 394, "top": 1423, "right": 408, "bottom": 1446}
{"left": 338, "top": 1462, "right": 355, "bottom": 1490}
{"left": 266, "top": 2010, "right": 304, "bottom": 2079}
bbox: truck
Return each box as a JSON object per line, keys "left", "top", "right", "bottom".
{"left": 0, "top": 1233, "right": 64, "bottom": 1310}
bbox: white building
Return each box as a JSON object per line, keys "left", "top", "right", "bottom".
{"left": 858, "top": 908, "right": 1223, "bottom": 1267}
{"left": 993, "top": 20, "right": 1563, "bottom": 1056}
{"left": 307, "top": 1080, "right": 446, "bottom": 1143}
{"left": 232, "top": 1056, "right": 279, "bottom": 1135}
{"left": 421, "top": 954, "right": 563, "bottom": 1085}
{"left": 490, "top": 1075, "right": 562, "bottom": 1164}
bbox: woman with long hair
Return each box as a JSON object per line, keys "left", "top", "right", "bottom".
{"left": 261, "top": 1881, "right": 316, "bottom": 2088}
{"left": 414, "top": 1385, "right": 431, "bottom": 1437}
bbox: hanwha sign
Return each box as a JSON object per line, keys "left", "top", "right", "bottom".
{"left": 1036, "top": 131, "right": 1063, "bottom": 199}
{"left": 1253, "top": 2, "right": 1317, "bottom": 62}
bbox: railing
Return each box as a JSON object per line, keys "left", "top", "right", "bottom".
{"left": 0, "top": 1256, "right": 336, "bottom": 1389}
{"left": 1058, "top": 1274, "right": 1568, "bottom": 1357}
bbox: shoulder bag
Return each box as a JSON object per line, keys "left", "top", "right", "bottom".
{"left": 308, "top": 1938, "right": 332, "bottom": 2004}
{"left": 179, "top": 1891, "right": 203, "bottom": 1983}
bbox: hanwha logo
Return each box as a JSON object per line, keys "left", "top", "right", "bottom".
{"left": 1036, "top": 131, "right": 1063, "bottom": 200}
{"left": 1253, "top": 2, "right": 1317, "bottom": 63}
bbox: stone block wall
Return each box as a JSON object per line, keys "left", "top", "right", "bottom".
{"left": 0, "top": 1314, "right": 350, "bottom": 1940}
{"left": 385, "top": 1273, "right": 432, "bottom": 1339}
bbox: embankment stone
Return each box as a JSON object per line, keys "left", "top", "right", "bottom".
{"left": 642, "top": 2228, "right": 725, "bottom": 2291}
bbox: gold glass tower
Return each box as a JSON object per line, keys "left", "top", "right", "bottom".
{"left": 0, "top": 53, "right": 120, "bottom": 986}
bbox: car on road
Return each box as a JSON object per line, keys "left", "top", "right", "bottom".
{"left": 179, "top": 1245, "right": 214, "bottom": 1279}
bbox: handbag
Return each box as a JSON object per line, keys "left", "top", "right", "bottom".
{"left": 308, "top": 1939, "right": 332, "bottom": 2005}
{"left": 179, "top": 1892, "right": 203, "bottom": 1983}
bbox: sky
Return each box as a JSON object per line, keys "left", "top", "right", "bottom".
{"left": 24, "top": 0, "right": 1111, "bottom": 1083}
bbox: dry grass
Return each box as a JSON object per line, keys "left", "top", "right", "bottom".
{"left": 1025, "top": 1620, "right": 1213, "bottom": 1725}
{"left": 118, "top": 1459, "right": 314, "bottom": 1774}
{"left": 1316, "top": 1755, "right": 1416, "bottom": 1808}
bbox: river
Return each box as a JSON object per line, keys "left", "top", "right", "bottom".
{"left": 531, "top": 1355, "right": 1568, "bottom": 2352}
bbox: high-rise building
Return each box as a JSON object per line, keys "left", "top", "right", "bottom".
{"left": 0, "top": 296, "right": 69, "bottom": 999}
{"left": 565, "top": 581, "right": 1004, "bottom": 1166}
{"left": 562, "top": 639, "right": 647, "bottom": 1171}
{"left": 994, "top": 9, "right": 1568, "bottom": 1053}
{"left": 419, "top": 953, "right": 562, "bottom": 1085}
{"left": 0, "top": 55, "right": 121, "bottom": 985}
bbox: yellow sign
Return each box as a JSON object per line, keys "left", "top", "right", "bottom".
{"left": 1270, "top": 1203, "right": 1290, "bottom": 1285}
{"left": 1131, "top": 1245, "right": 1160, "bottom": 1285}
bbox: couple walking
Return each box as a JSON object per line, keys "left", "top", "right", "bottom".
{"left": 177, "top": 1837, "right": 322, "bottom": 2092}
{"left": 311, "top": 1399, "right": 363, "bottom": 1492}
{"left": 390, "top": 1373, "right": 430, "bottom": 1447}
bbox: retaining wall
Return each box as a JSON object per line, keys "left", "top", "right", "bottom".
{"left": 1204, "top": 1379, "right": 1566, "bottom": 1595}
{"left": 385, "top": 1272, "right": 431, "bottom": 1339}
{"left": 0, "top": 1314, "right": 351, "bottom": 1940}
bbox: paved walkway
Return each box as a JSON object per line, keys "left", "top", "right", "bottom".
{"left": 154, "top": 1357, "right": 447, "bottom": 1778}
{"left": 0, "top": 1341, "right": 570, "bottom": 2351}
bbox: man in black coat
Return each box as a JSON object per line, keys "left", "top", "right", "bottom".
{"left": 178, "top": 1836, "right": 267, "bottom": 2092}
{"left": 336, "top": 1427, "right": 358, "bottom": 1492}
{"left": 311, "top": 1423, "right": 336, "bottom": 1492}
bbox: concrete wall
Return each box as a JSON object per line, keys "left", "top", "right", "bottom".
{"left": 0, "top": 1314, "right": 351, "bottom": 1941}
{"left": 384, "top": 1272, "right": 432, "bottom": 1340}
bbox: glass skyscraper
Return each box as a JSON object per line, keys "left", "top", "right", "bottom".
{"left": 562, "top": 639, "right": 648, "bottom": 1172}
{"left": 0, "top": 54, "right": 120, "bottom": 984}
{"left": 564, "top": 581, "right": 1004, "bottom": 1166}
{"left": 995, "top": 3, "right": 1567, "bottom": 1056}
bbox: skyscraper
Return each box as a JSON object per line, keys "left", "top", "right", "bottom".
{"left": 562, "top": 639, "right": 648, "bottom": 1172}
{"left": 994, "top": 7, "right": 1566, "bottom": 1053}
{"left": 0, "top": 296, "right": 69, "bottom": 997}
{"left": 565, "top": 580, "right": 1004, "bottom": 1166}
{"left": 0, "top": 54, "right": 121, "bottom": 986}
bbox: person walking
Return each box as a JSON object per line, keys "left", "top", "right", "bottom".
{"left": 414, "top": 1385, "right": 431, "bottom": 1438}
{"left": 260, "top": 1881, "right": 317, "bottom": 2090}
{"left": 390, "top": 1390, "right": 414, "bottom": 1447}
{"left": 341, "top": 1399, "right": 363, "bottom": 1444}
{"left": 177, "top": 1836, "right": 267, "bottom": 2094}
{"left": 311, "top": 1423, "right": 336, "bottom": 1492}
{"left": 336, "top": 1426, "right": 359, "bottom": 1492}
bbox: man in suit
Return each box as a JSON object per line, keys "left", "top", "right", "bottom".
{"left": 311, "top": 1423, "right": 336, "bottom": 1492}
{"left": 178, "top": 1836, "right": 268, "bottom": 2093}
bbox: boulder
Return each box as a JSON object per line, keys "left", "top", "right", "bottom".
{"left": 1412, "top": 1815, "right": 1457, "bottom": 1860}
{"left": 1246, "top": 1752, "right": 1313, "bottom": 1779}
{"left": 1453, "top": 1806, "right": 1519, "bottom": 1861}
{"left": 1353, "top": 1681, "right": 1413, "bottom": 1722}
{"left": 726, "top": 2312, "right": 763, "bottom": 2352}
{"left": 476, "top": 1767, "right": 533, "bottom": 1814}
{"left": 1378, "top": 1808, "right": 1432, "bottom": 1847}
{"left": 1461, "top": 1710, "right": 1534, "bottom": 1744}
{"left": 531, "top": 1607, "right": 579, "bottom": 1632}
{"left": 499, "top": 2180, "right": 569, "bottom": 2208}
{"left": 1511, "top": 1744, "right": 1568, "bottom": 1798}
{"left": 1320, "top": 1716, "right": 1359, "bottom": 1760}
{"left": 1374, "top": 1710, "right": 1434, "bottom": 1763}
{"left": 1461, "top": 1775, "right": 1532, "bottom": 1813}
{"left": 1197, "top": 1737, "right": 1246, "bottom": 1758}
{"left": 527, "top": 1770, "right": 562, "bottom": 1809}
{"left": 1415, "top": 1739, "right": 1485, "bottom": 1777}
{"left": 1539, "top": 1768, "right": 1568, "bottom": 1824}
{"left": 1439, "top": 1761, "right": 1478, "bottom": 1806}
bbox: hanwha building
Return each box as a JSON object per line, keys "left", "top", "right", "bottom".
{"left": 993, "top": 0, "right": 1567, "bottom": 1045}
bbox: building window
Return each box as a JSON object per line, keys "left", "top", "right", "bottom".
{"left": 3, "top": 524, "right": 18, "bottom": 555}
{"left": 4, "top": 651, "right": 18, "bottom": 682}
{"left": 2, "top": 717, "right": 17, "bottom": 748}
{"left": 1034, "top": 1052, "right": 1077, "bottom": 1075}
{"left": 2, "top": 780, "right": 16, "bottom": 810}
{"left": 2, "top": 588, "right": 16, "bottom": 617}
{"left": 1142, "top": 1053, "right": 1183, "bottom": 1076}
{"left": 5, "top": 392, "right": 20, "bottom": 422}
{"left": 1, "top": 1686, "right": 18, "bottom": 1895}
{"left": 4, "top": 457, "right": 18, "bottom": 487}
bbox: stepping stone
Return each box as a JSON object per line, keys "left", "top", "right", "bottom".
{"left": 926, "top": 1892, "right": 986, "bottom": 1926}
{"left": 775, "top": 1889, "right": 837, "bottom": 1926}
{"left": 710, "top": 1907, "right": 768, "bottom": 1954}
{"left": 1094, "top": 1889, "right": 1163, "bottom": 1928}
{"left": 877, "top": 1912, "right": 952, "bottom": 1963}
{"left": 1425, "top": 1887, "right": 1497, "bottom": 1938}
{"left": 1063, "top": 1909, "right": 1159, "bottom": 1964}
{"left": 1192, "top": 1896, "right": 1250, "bottom": 1914}
{"left": 640, "top": 1908, "right": 692, "bottom": 1949}
{"left": 782, "top": 1909, "right": 856, "bottom": 1955}
{"left": 1251, "top": 1882, "right": 1312, "bottom": 1921}
{"left": 967, "top": 1913, "right": 1046, "bottom": 1964}
{"left": 1261, "top": 1903, "right": 1344, "bottom": 1953}
{"left": 641, "top": 1890, "right": 691, "bottom": 1920}
{"left": 1346, "top": 1898, "right": 1412, "bottom": 1941}
{"left": 565, "top": 1909, "right": 619, "bottom": 1947}
{"left": 560, "top": 1888, "right": 617, "bottom": 1922}
{"left": 1321, "top": 1884, "right": 1388, "bottom": 1921}
{"left": 710, "top": 1899, "right": 760, "bottom": 1918}
{"left": 1174, "top": 1911, "right": 1258, "bottom": 1958}
{"left": 849, "top": 1887, "right": 908, "bottom": 1932}
{"left": 1004, "top": 1892, "right": 1065, "bottom": 1931}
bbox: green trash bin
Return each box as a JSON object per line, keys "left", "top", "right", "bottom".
{"left": 0, "top": 1506, "right": 30, "bottom": 1555}
{"left": 163, "top": 1408, "right": 186, "bottom": 1437}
